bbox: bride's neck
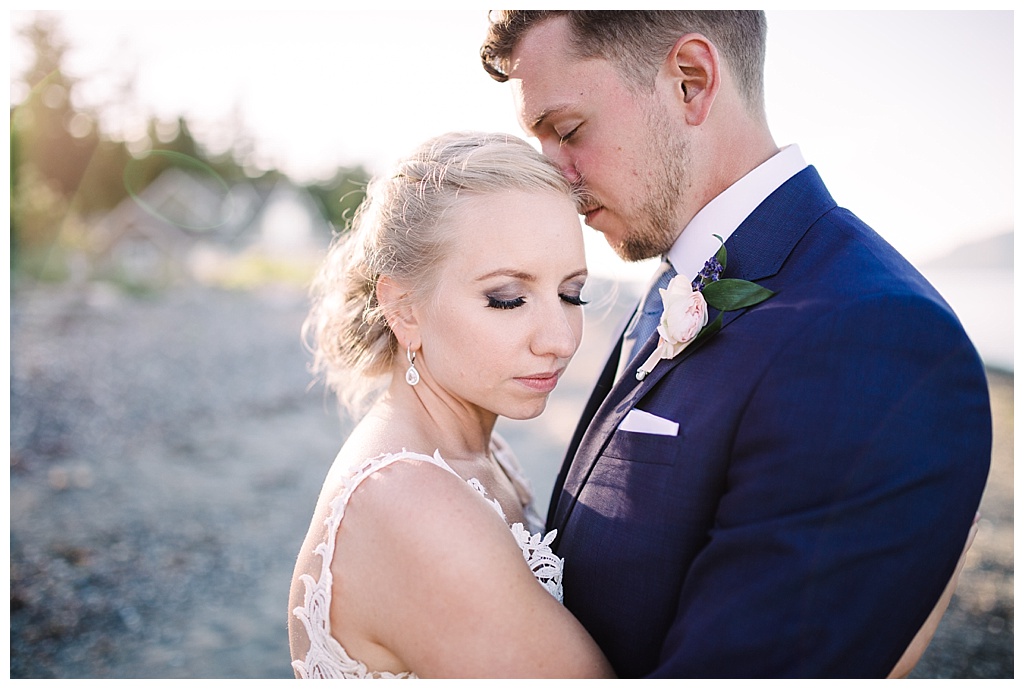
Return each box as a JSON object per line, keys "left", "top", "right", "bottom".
{"left": 364, "top": 380, "right": 496, "bottom": 460}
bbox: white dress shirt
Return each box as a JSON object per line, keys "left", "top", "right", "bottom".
{"left": 667, "top": 144, "right": 808, "bottom": 283}
{"left": 615, "top": 144, "right": 808, "bottom": 380}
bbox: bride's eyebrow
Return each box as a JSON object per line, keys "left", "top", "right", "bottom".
{"left": 475, "top": 269, "right": 536, "bottom": 282}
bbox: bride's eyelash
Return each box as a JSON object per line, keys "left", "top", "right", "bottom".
{"left": 487, "top": 295, "right": 526, "bottom": 310}
{"left": 486, "top": 292, "right": 588, "bottom": 309}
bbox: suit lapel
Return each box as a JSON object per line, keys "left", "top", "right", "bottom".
{"left": 549, "top": 305, "right": 723, "bottom": 532}
{"left": 549, "top": 166, "right": 837, "bottom": 534}
{"left": 547, "top": 327, "right": 624, "bottom": 526}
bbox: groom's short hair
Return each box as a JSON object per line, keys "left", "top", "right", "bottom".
{"left": 481, "top": 10, "right": 768, "bottom": 111}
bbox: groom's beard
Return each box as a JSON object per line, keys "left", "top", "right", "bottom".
{"left": 616, "top": 105, "right": 692, "bottom": 263}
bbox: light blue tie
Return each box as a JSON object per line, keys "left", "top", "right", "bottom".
{"left": 624, "top": 260, "right": 678, "bottom": 363}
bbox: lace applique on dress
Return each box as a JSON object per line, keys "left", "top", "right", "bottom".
{"left": 291, "top": 449, "right": 563, "bottom": 679}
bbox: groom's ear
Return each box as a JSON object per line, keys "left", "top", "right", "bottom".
{"left": 376, "top": 276, "right": 420, "bottom": 349}
{"left": 661, "top": 33, "right": 720, "bottom": 126}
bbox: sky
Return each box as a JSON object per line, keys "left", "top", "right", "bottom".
{"left": 8, "top": 9, "right": 1016, "bottom": 280}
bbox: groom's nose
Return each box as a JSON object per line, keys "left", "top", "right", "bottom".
{"left": 540, "top": 139, "right": 581, "bottom": 184}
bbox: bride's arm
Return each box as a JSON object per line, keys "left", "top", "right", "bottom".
{"left": 340, "top": 459, "right": 615, "bottom": 678}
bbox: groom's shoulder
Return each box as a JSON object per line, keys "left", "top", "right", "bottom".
{"left": 755, "top": 206, "right": 977, "bottom": 356}
{"left": 792, "top": 206, "right": 941, "bottom": 303}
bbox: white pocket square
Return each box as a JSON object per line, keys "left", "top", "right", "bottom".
{"left": 618, "top": 408, "right": 679, "bottom": 436}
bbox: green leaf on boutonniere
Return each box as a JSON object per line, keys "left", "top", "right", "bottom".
{"left": 702, "top": 279, "right": 774, "bottom": 311}
{"left": 713, "top": 234, "right": 728, "bottom": 265}
{"left": 637, "top": 234, "right": 777, "bottom": 381}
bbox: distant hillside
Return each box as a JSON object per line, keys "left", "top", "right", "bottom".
{"left": 921, "top": 231, "right": 1013, "bottom": 271}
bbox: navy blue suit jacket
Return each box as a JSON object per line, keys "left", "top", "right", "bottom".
{"left": 547, "top": 167, "right": 992, "bottom": 678}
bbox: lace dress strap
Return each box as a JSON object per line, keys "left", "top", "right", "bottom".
{"left": 291, "top": 450, "right": 449, "bottom": 679}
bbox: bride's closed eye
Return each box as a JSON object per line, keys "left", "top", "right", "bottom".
{"left": 560, "top": 292, "right": 588, "bottom": 306}
{"left": 487, "top": 295, "right": 526, "bottom": 310}
{"left": 560, "top": 275, "right": 589, "bottom": 307}
{"left": 485, "top": 293, "right": 587, "bottom": 309}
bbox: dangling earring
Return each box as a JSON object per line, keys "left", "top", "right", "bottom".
{"left": 405, "top": 345, "right": 420, "bottom": 386}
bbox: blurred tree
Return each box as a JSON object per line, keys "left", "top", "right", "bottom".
{"left": 11, "top": 113, "right": 19, "bottom": 272}
{"left": 12, "top": 14, "right": 101, "bottom": 197}
{"left": 8, "top": 15, "right": 245, "bottom": 279}
{"left": 10, "top": 13, "right": 100, "bottom": 271}
{"left": 305, "top": 166, "right": 370, "bottom": 235}
{"left": 10, "top": 12, "right": 370, "bottom": 284}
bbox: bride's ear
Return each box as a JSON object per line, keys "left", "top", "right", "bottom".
{"left": 376, "top": 276, "right": 420, "bottom": 349}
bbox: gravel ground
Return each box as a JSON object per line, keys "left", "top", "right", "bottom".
{"left": 8, "top": 281, "right": 1013, "bottom": 678}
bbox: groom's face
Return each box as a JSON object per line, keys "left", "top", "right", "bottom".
{"left": 508, "top": 17, "right": 689, "bottom": 262}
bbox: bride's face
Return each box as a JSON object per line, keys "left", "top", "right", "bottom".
{"left": 413, "top": 189, "right": 586, "bottom": 421}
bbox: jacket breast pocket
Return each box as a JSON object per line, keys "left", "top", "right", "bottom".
{"left": 601, "top": 428, "right": 681, "bottom": 466}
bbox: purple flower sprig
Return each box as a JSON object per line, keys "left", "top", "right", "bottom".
{"left": 691, "top": 256, "right": 723, "bottom": 292}
{"left": 683, "top": 234, "right": 775, "bottom": 350}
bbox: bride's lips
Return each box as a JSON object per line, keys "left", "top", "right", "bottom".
{"left": 515, "top": 370, "right": 564, "bottom": 393}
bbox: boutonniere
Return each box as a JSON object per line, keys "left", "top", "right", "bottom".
{"left": 636, "top": 235, "right": 775, "bottom": 381}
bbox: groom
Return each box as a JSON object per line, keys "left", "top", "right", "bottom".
{"left": 481, "top": 11, "right": 991, "bottom": 678}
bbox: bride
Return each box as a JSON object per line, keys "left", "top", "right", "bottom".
{"left": 288, "top": 132, "right": 611, "bottom": 678}
{"left": 288, "top": 132, "right": 970, "bottom": 679}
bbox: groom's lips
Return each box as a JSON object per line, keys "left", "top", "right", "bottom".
{"left": 515, "top": 369, "right": 564, "bottom": 393}
{"left": 581, "top": 206, "right": 603, "bottom": 226}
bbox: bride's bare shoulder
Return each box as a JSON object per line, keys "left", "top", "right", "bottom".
{"left": 319, "top": 411, "right": 517, "bottom": 568}
{"left": 338, "top": 449, "right": 496, "bottom": 537}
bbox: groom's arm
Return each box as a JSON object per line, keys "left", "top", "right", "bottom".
{"left": 650, "top": 293, "right": 991, "bottom": 678}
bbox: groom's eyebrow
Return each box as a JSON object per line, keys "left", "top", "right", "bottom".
{"left": 528, "top": 105, "right": 570, "bottom": 134}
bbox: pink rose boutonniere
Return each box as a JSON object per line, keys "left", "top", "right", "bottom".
{"left": 636, "top": 235, "right": 775, "bottom": 381}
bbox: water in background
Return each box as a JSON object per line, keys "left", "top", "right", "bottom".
{"left": 919, "top": 267, "right": 1013, "bottom": 373}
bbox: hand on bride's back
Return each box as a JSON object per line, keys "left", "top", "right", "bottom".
{"left": 888, "top": 517, "right": 979, "bottom": 678}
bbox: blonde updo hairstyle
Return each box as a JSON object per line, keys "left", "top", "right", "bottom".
{"left": 304, "top": 131, "right": 576, "bottom": 416}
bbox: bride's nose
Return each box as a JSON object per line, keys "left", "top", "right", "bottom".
{"left": 530, "top": 300, "right": 579, "bottom": 359}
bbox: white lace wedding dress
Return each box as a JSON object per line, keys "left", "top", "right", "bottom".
{"left": 290, "top": 447, "right": 564, "bottom": 679}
